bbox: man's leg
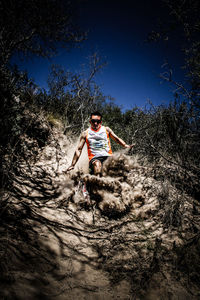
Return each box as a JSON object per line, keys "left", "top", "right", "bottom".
{"left": 92, "top": 160, "right": 102, "bottom": 176}
{"left": 89, "top": 156, "right": 109, "bottom": 176}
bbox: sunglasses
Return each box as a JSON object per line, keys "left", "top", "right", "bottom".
{"left": 91, "top": 119, "right": 101, "bottom": 124}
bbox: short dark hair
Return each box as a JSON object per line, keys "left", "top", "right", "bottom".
{"left": 90, "top": 111, "right": 102, "bottom": 120}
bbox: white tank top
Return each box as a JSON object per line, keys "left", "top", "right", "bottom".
{"left": 86, "top": 126, "right": 112, "bottom": 161}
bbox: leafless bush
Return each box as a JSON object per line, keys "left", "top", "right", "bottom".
{"left": 45, "top": 53, "right": 108, "bottom": 135}
{"left": 0, "top": 96, "right": 51, "bottom": 191}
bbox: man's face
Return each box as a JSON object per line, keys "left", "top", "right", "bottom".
{"left": 90, "top": 115, "right": 102, "bottom": 131}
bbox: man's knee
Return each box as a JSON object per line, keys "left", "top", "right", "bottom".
{"left": 93, "top": 160, "right": 102, "bottom": 175}
{"left": 93, "top": 160, "right": 102, "bottom": 167}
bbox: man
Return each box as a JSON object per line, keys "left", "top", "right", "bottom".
{"left": 67, "top": 112, "right": 133, "bottom": 176}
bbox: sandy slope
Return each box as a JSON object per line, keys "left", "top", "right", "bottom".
{"left": 1, "top": 129, "right": 200, "bottom": 299}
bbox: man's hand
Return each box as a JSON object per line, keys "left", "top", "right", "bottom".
{"left": 123, "top": 143, "right": 135, "bottom": 154}
{"left": 130, "top": 143, "right": 136, "bottom": 148}
{"left": 124, "top": 144, "right": 130, "bottom": 148}
{"left": 66, "top": 165, "right": 75, "bottom": 172}
{"left": 124, "top": 143, "right": 135, "bottom": 149}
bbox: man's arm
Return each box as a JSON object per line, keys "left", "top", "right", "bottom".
{"left": 106, "top": 127, "right": 134, "bottom": 148}
{"left": 67, "top": 132, "right": 86, "bottom": 171}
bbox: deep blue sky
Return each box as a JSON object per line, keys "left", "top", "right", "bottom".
{"left": 14, "top": 0, "right": 185, "bottom": 111}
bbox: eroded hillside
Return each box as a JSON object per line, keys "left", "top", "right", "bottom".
{"left": 1, "top": 125, "right": 200, "bottom": 300}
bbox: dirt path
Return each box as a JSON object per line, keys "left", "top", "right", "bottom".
{"left": 1, "top": 132, "right": 199, "bottom": 299}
